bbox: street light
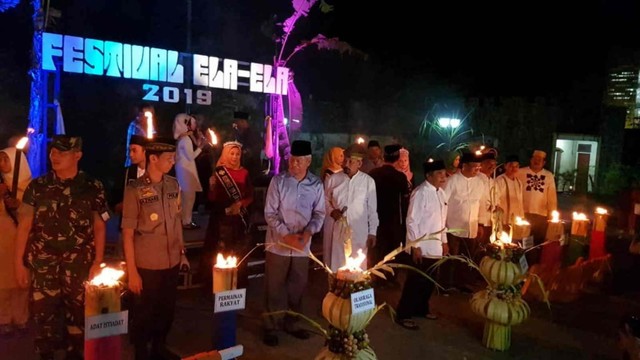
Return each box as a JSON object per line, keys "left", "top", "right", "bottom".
{"left": 438, "top": 117, "right": 461, "bottom": 128}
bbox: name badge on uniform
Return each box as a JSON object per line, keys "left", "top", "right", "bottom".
{"left": 167, "top": 192, "right": 179, "bottom": 199}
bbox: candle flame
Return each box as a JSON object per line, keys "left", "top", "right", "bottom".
{"left": 595, "top": 207, "right": 608, "bottom": 215}
{"left": 145, "top": 111, "right": 154, "bottom": 139}
{"left": 215, "top": 253, "right": 237, "bottom": 268}
{"left": 16, "top": 137, "right": 28, "bottom": 150}
{"left": 550, "top": 210, "right": 560, "bottom": 223}
{"left": 572, "top": 212, "right": 588, "bottom": 221}
{"left": 490, "top": 231, "right": 512, "bottom": 246}
{"left": 89, "top": 264, "right": 125, "bottom": 287}
{"left": 208, "top": 128, "right": 218, "bottom": 146}
{"left": 475, "top": 150, "right": 482, "bottom": 156}
{"left": 515, "top": 216, "right": 530, "bottom": 226}
{"left": 356, "top": 137, "right": 365, "bottom": 145}
{"left": 339, "top": 249, "right": 367, "bottom": 272}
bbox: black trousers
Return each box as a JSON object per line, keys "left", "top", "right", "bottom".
{"left": 525, "top": 213, "right": 549, "bottom": 265}
{"left": 133, "top": 265, "right": 180, "bottom": 360}
{"left": 396, "top": 256, "right": 437, "bottom": 320}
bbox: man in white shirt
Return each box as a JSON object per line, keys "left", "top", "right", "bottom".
{"left": 517, "top": 150, "right": 558, "bottom": 264}
{"left": 444, "top": 151, "right": 485, "bottom": 290}
{"left": 496, "top": 155, "right": 525, "bottom": 226}
{"left": 395, "top": 159, "right": 448, "bottom": 330}
{"left": 477, "top": 151, "right": 497, "bottom": 257}
{"left": 323, "top": 145, "right": 379, "bottom": 272}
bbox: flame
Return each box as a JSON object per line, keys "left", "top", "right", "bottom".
{"left": 514, "top": 216, "right": 530, "bottom": 226}
{"left": 89, "top": 264, "right": 125, "bottom": 287}
{"left": 572, "top": 212, "right": 588, "bottom": 221}
{"left": 16, "top": 137, "right": 28, "bottom": 150}
{"left": 27, "top": 128, "right": 35, "bottom": 135}
{"left": 595, "top": 207, "right": 608, "bottom": 215}
{"left": 427, "top": 158, "right": 434, "bottom": 163}
{"left": 208, "top": 128, "right": 218, "bottom": 146}
{"left": 550, "top": 210, "right": 560, "bottom": 223}
{"left": 490, "top": 231, "right": 512, "bottom": 246}
{"left": 356, "top": 137, "right": 365, "bottom": 145}
{"left": 145, "top": 111, "right": 154, "bottom": 139}
{"left": 475, "top": 150, "right": 482, "bottom": 156}
{"left": 339, "top": 249, "right": 367, "bottom": 272}
{"left": 214, "top": 253, "right": 237, "bottom": 268}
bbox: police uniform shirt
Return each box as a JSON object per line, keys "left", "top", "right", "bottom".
{"left": 19, "top": 171, "right": 109, "bottom": 259}
{"left": 121, "top": 173, "right": 183, "bottom": 270}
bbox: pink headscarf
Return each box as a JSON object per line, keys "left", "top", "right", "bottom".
{"left": 395, "top": 148, "right": 413, "bottom": 182}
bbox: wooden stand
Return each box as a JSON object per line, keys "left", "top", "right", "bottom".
{"left": 84, "top": 284, "right": 122, "bottom": 360}
{"left": 511, "top": 223, "right": 531, "bottom": 242}
{"left": 213, "top": 267, "right": 237, "bottom": 293}
{"left": 541, "top": 222, "right": 564, "bottom": 266}
{"left": 567, "top": 220, "right": 590, "bottom": 266}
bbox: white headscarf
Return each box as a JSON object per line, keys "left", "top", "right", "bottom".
{"left": 173, "top": 113, "right": 195, "bottom": 139}
{"left": 0, "top": 147, "right": 32, "bottom": 192}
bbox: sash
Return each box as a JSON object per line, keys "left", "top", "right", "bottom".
{"left": 215, "top": 166, "right": 250, "bottom": 231}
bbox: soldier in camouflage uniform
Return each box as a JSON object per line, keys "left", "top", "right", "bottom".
{"left": 122, "top": 137, "right": 189, "bottom": 360}
{"left": 14, "top": 135, "right": 109, "bottom": 360}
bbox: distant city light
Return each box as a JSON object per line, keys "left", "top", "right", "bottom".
{"left": 438, "top": 117, "right": 460, "bottom": 128}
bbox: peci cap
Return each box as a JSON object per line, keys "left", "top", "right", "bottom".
{"left": 367, "top": 140, "right": 380, "bottom": 148}
{"left": 233, "top": 111, "right": 249, "bottom": 120}
{"left": 51, "top": 135, "right": 82, "bottom": 151}
{"left": 290, "top": 140, "right": 312, "bottom": 156}
{"left": 384, "top": 144, "right": 402, "bottom": 157}
{"left": 532, "top": 150, "right": 547, "bottom": 158}
{"left": 505, "top": 154, "right": 520, "bottom": 163}
{"left": 423, "top": 159, "right": 445, "bottom": 173}
{"left": 460, "top": 151, "right": 482, "bottom": 164}
{"left": 130, "top": 135, "right": 148, "bottom": 147}
{"left": 344, "top": 144, "right": 366, "bottom": 159}
{"left": 145, "top": 137, "right": 176, "bottom": 153}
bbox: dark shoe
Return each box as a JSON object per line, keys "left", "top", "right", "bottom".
{"left": 285, "top": 328, "right": 310, "bottom": 340}
{"left": 395, "top": 318, "right": 420, "bottom": 330}
{"left": 263, "top": 332, "right": 279, "bottom": 346}
{"left": 182, "top": 222, "right": 201, "bottom": 230}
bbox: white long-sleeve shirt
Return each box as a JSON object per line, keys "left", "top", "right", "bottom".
{"left": 444, "top": 172, "right": 485, "bottom": 238}
{"left": 323, "top": 171, "right": 378, "bottom": 270}
{"left": 517, "top": 167, "right": 557, "bottom": 217}
{"left": 495, "top": 174, "right": 525, "bottom": 223}
{"left": 476, "top": 172, "right": 495, "bottom": 226}
{"left": 406, "top": 181, "right": 448, "bottom": 258}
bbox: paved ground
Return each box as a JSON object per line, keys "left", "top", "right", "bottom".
{"left": 2, "top": 192, "right": 639, "bottom": 359}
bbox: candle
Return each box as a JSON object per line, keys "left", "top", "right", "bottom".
{"left": 11, "top": 137, "right": 28, "bottom": 198}
{"left": 213, "top": 254, "right": 238, "bottom": 293}
{"left": 571, "top": 212, "right": 589, "bottom": 237}
{"left": 593, "top": 207, "right": 608, "bottom": 232}
{"left": 545, "top": 210, "right": 564, "bottom": 242}
{"left": 207, "top": 128, "right": 218, "bottom": 146}
{"left": 356, "top": 137, "right": 365, "bottom": 145}
{"left": 144, "top": 111, "right": 154, "bottom": 139}
{"left": 85, "top": 263, "right": 125, "bottom": 316}
{"left": 511, "top": 217, "right": 531, "bottom": 241}
{"left": 338, "top": 249, "right": 367, "bottom": 282}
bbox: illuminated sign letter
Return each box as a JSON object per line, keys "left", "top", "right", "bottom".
{"left": 131, "top": 45, "right": 150, "bottom": 80}
{"left": 249, "top": 63, "right": 264, "bottom": 93}
{"left": 103, "top": 41, "right": 123, "bottom": 78}
{"left": 84, "top": 38, "right": 104, "bottom": 76}
{"left": 193, "top": 54, "right": 209, "bottom": 86}
{"left": 123, "top": 44, "right": 132, "bottom": 78}
{"left": 276, "top": 67, "right": 289, "bottom": 95}
{"left": 167, "top": 51, "right": 183, "bottom": 84}
{"left": 63, "top": 35, "right": 84, "bottom": 74}
{"left": 209, "top": 57, "right": 223, "bottom": 89}
{"left": 42, "top": 32, "right": 62, "bottom": 71}
{"left": 149, "top": 48, "right": 167, "bottom": 82}
{"left": 223, "top": 59, "right": 238, "bottom": 90}
{"left": 263, "top": 64, "right": 276, "bottom": 94}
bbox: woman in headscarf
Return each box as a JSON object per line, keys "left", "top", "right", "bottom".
{"left": 173, "top": 113, "right": 205, "bottom": 230}
{"left": 321, "top": 147, "right": 344, "bottom": 182}
{"left": 395, "top": 148, "right": 415, "bottom": 191}
{"left": 201, "top": 141, "right": 254, "bottom": 291}
{"left": 0, "top": 147, "right": 31, "bottom": 335}
{"left": 445, "top": 150, "right": 461, "bottom": 178}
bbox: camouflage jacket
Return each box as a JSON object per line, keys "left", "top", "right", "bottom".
{"left": 22, "top": 171, "right": 109, "bottom": 259}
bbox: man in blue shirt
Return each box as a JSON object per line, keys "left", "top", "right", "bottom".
{"left": 263, "top": 140, "right": 325, "bottom": 346}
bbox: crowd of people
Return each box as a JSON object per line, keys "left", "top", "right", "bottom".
{"left": 0, "top": 104, "right": 563, "bottom": 359}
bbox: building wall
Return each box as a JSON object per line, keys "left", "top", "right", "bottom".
{"left": 554, "top": 137, "right": 599, "bottom": 192}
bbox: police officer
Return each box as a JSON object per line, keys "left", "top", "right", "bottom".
{"left": 121, "top": 137, "right": 189, "bottom": 360}
{"left": 14, "top": 135, "right": 109, "bottom": 360}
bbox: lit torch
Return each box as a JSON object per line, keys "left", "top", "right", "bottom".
{"left": 144, "top": 111, "right": 154, "bottom": 139}
{"left": 571, "top": 211, "right": 589, "bottom": 237}
{"left": 213, "top": 254, "right": 238, "bottom": 293}
{"left": 85, "top": 263, "right": 125, "bottom": 317}
{"left": 11, "top": 137, "right": 28, "bottom": 198}
{"left": 208, "top": 128, "right": 218, "bottom": 146}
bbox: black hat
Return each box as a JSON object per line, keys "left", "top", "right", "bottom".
{"left": 345, "top": 144, "right": 366, "bottom": 159}
{"left": 146, "top": 137, "right": 176, "bottom": 153}
{"left": 481, "top": 152, "right": 496, "bottom": 161}
{"left": 384, "top": 144, "right": 402, "bottom": 157}
{"left": 505, "top": 154, "right": 519, "bottom": 163}
{"left": 460, "top": 152, "right": 482, "bottom": 164}
{"left": 51, "top": 135, "right": 82, "bottom": 151}
{"left": 130, "top": 135, "right": 147, "bottom": 147}
{"left": 423, "top": 159, "right": 446, "bottom": 173}
{"left": 233, "top": 111, "right": 249, "bottom": 120}
{"left": 367, "top": 140, "right": 380, "bottom": 148}
{"left": 290, "top": 140, "right": 312, "bottom": 156}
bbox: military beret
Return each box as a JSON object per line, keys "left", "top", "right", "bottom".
{"left": 51, "top": 135, "right": 82, "bottom": 151}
